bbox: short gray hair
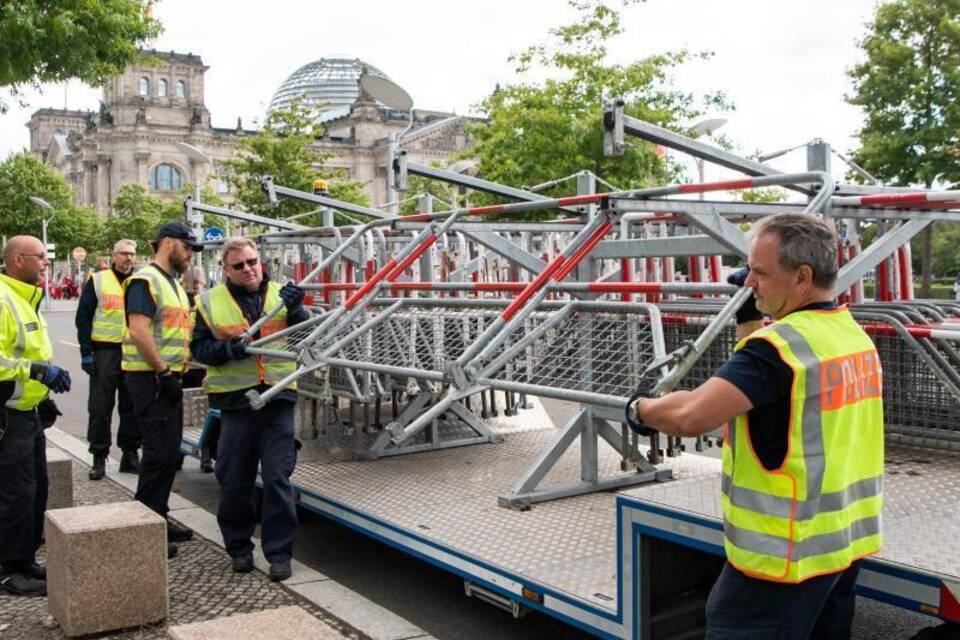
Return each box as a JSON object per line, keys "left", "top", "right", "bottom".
{"left": 221, "top": 237, "right": 258, "bottom": 264}
{"left": 113, "top": 239, "right": 137, "bottom": 253}
{"left": 752, "top": 213, "right": 838, "bottom": 289}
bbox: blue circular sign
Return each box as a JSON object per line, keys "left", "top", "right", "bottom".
{"left": 204, "top": 227, "right": 225, "bottom": 241}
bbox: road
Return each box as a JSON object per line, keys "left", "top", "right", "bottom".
{"left": 43, "top": 299, "right": 941, "bottom": 640}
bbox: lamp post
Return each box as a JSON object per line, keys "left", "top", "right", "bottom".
{"left": 689, "top": 118, "right": 727, "bottom": 200}
{"left": 174, "top": 141, "right": 212, "bottom": 271}
{"left": 28, "top": 196, "right": 56, "bottom": 310}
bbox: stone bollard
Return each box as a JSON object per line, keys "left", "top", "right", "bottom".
{"left": 45, "top": 448, "right": 73, "bottom": 510}
{"left": 167, "top": 606, "right": 342, "bottom": 640}
{"left": 45, "top": 501, "right": 167, "bottom": 637}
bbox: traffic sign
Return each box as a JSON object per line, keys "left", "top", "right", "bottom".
{"left": 46, "top": 243, "right": 55, "bottom": 260}
{"left": 204, "top": 227, "right": 225, "bottom": 242}
{"left": 72, "top": 247, "right": 87, "bottom": 262}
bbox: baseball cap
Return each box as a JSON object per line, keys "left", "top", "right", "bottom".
{"left": 151, "top": 222, "right": 203, "bottom": 252}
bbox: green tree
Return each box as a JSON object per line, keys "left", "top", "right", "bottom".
{"left": 105, "top": 183, "right": 182, "bottom": 253}
{"left": 0, "top": 152, "right": 103, "bottom": 258}
{"left": 224, "top": 102, "right": 370, "bottom": 224}
{"left": 0, "top": 0, "right": 161, "bottom": 112}
{"left": 846, "top": 0, "right": 960, "bottom": 293}
{"left": 461, "top": 0, "right": 731, "bottom": 218}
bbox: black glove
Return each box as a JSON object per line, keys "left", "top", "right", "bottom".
{"left": 81, "top": 354, "right": 96, "bottom": 376}
{"left": 279, "top": 283, "right": 305, "bottom": 310}
{"left": 30, "top": 363, "right": 72, "bottom": 393}
{"left": 157, "top": 369, "right": 183, "bottom": 404}
{"left": 727, "top": 267, "right": 763, "bottom": 324}
{"left": 625, "top": 389, "right": 656, "bottom": 437}
{"left": 37, "top": 397, "right": 62, "bottom": 429}
{"left": 225, "top": 336, "right": 248, "bottom": 360}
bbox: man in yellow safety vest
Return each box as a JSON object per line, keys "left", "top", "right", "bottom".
{"left": 75, "top": 239, "right": 140, "bottom": 480}
{"left": 630, "top": 213, "right": 883, "bottom": 639}
{"left": 0, "top": 236, "right": 72, "bottom": 597}
{"left": 122, "top": 222, "right": 200, "bottom": 559}
{"left": 190, "top": 237, "right": 308, "bottom": 582}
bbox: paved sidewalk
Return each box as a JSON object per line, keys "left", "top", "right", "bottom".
{"left": 0, "top": 446, "right": 366, "bottom": 639}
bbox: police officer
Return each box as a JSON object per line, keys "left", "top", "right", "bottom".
{"left": 0, "top": 236, "right": 72, "bottom": 597}
{"left": 631, "top": 214, "right": 883, "bottom": 639}
{"left": 76, "top": 239, "right": 141, "bottom": 480}
{"left": 190, "top": 237, "right": 308, "bottom": 581}
{"left": 123, "top": 223, "right": 199, "bottom": 558}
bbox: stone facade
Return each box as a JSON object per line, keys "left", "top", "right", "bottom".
{"left": 28, "top": 51, "right": 476, "bottom": 217}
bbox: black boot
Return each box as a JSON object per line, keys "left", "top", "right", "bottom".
{"left": 89, "top": 453, "right": 106, "bottom": 481}
{"left": 119, "top": 449, "right": 140, "bottom": 474}
{"left": 0, "top": 573, "right": 46, "bottom": 597}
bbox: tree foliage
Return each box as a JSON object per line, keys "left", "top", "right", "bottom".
{"left": 105, "top": 183, "right": 182, "bottom": 253}
{"left": 0, "top": 152, "right": 103, "bottom": 258}
{"left": 0, "top": 0, "right": 161, "bottom": 112}
{"left": 462, "top": 0, "right": 731, "bottom": 216}
{"left": 847, "top": 0, "right": 960, "bottom": 187}
{"left": 224, "top": 102, "right": 370, "bottom": 224}
{"left": 847, "top": 0, "right": 960, "bottom": 288}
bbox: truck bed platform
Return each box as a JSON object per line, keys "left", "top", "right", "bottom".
{"left": 181, "top": 423, "right": 960, "bottom": 638}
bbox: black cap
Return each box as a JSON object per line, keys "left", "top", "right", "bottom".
{"left": 151, "top": 222, "right": 203, "bottom": 252}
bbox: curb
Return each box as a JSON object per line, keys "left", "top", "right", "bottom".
{"left": 45, "top": 426, "right": 436, "bottom": 640}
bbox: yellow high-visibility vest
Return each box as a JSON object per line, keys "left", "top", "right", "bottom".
{"left": 196, "top": 282, "right": 296, "bottom": 394}
{"left": 121, "top": 264, "right": 192, "bottom": 373}
{"left": 0, "top": 273, "right": 54, "bottom": 410}
{"left": 90, "top": 269, "right": 125, "bottom": 343}
{"left": 721, "top": 307, "right": 884, "bottom": 583}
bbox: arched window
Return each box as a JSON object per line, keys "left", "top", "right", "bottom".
{"left": 149, "top": 164, "right": 183, "bottom": 192}
{"left": 158, "top": 79, "right": 168, "bottom": 97}
{"left": 139, "top": 77, "right": 149, "bottom": 96}
{"left": 176, "top": 80, "right": 186, "bottom": 99}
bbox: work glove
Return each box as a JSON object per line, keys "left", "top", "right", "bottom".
{"left": 157, "top": 369, "right": 183, "bottom": 404}
{"left": 31, "top": 363, "right": 72, "bottom": 393}
{"left": 727, "top": 267, "right": 763, "bottom": 325}
{"left": 81, "top": 354, "right": 96, "bottom": 376}
{"left": 37, "top": 397, "right": 62, "bottom": 429}
{"left": 225, "top": 336, "right": 248, "bottom": 361}
{"left": 278, "top": 283, "right": 305, "bottom": 311}
{"left": 625, "top": 388, "right": 656, "bottom": 437}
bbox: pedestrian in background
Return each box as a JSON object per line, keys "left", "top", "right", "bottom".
{"left": 122, "top": 223, "right": 200, "bottom": 559}
{"left": 0, "top": 236, "right": 72, "bottom": 597}
{"left": 75, "top": 239, "right": 141, "bottom": 480}
{"left": 190, "top": 237, "right": 308, "bottom": 581}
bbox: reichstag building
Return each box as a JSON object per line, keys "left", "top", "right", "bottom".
{"left": 27, "top": 51, "right": 476, "bottom": 216}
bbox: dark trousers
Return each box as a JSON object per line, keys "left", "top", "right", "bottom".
{"left": 0, "top": 409, "right": 47, "bottom": 573}
{"left": 87, "top": 348, "right": 140, "bottom": 455}
{"left": 705, "top": 561, "right": 861, "bottom": 640}
{"left": 216, "top": 401, "right": 297, "bottom": 563}
{"left": 125, "top": 372, "right": 182, "bottom": 518}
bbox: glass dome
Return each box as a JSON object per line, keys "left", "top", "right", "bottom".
{"left": 267, "top": 57, "right": 395, "bottom": 123}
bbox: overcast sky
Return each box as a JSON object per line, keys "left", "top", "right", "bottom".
{"left": 1, "top": 0, "right": 880, "bottom": 183}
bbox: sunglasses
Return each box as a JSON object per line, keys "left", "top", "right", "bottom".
{"left": 228, "top": 258, "right": 260, "bottom": 272}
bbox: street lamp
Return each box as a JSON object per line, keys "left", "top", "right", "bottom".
{"left": 689, "top": 118, "right": 727, "bottom": 200}
{"left": 28, "top": 196, "right": 56, "bottom": 310}
{"left": 174, "top": 141, "right": 213, "bottom": 270}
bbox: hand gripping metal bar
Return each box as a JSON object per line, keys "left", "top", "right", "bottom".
{"left": 645, "top": 171, "right": 836, "bottom": 396}
{"left": 241, "top": 215, "right": 396, "bottom": 340}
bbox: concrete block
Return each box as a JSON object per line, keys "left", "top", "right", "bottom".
{"left": 45, "top": 500, "right": 167, "bottom": 637}
{"left": 167, "top": 605, "right": 343, "bottom": 640}
{"left": 45, "top": 448, "right": 73, "bottom": 510}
